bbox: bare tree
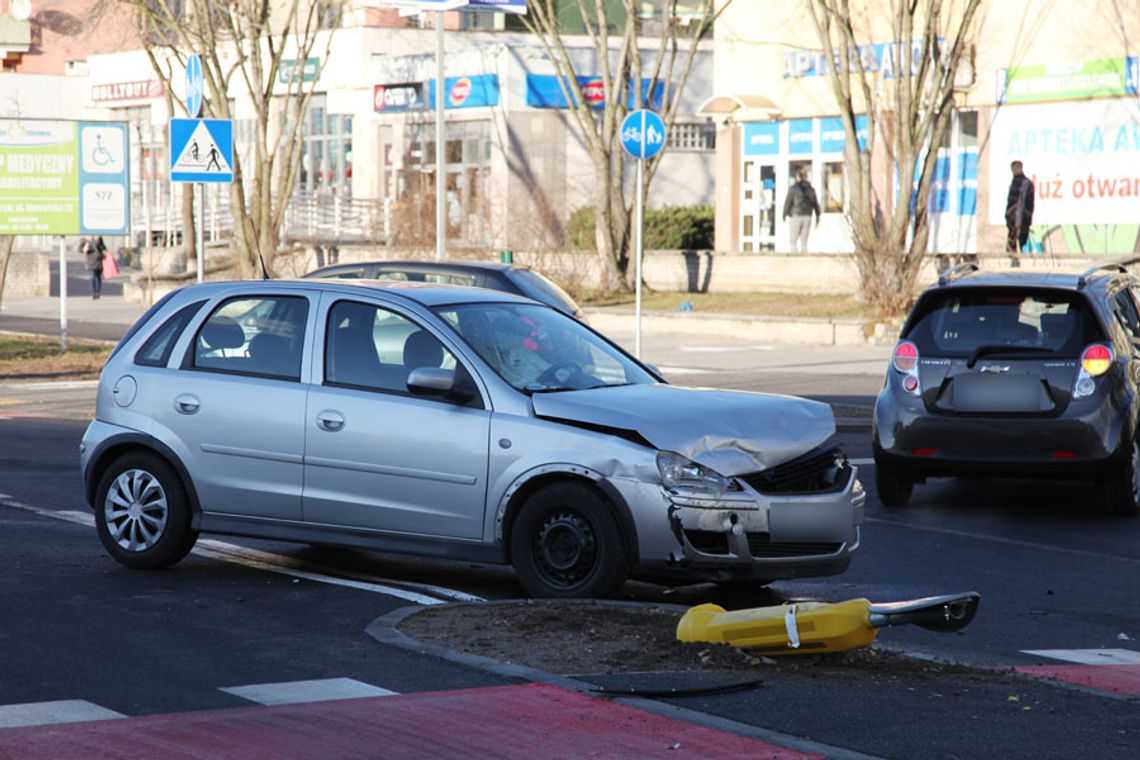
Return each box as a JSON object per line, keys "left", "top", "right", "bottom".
{"left": 0, "top": 236, "right": 13, "bottom": 311}
{"left": 120, "top": 0, "right": 344, "bottom": 277}
{"left": 807, "top": 0, "right": 981, "bottom": 316}
{"left": 522, "top": 1, "right": 726, "bottom": 293}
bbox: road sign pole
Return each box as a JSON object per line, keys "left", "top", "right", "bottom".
{"left": 435, "top": 11, "right": 446, "bottom": 262}
{"left": 635, "top": 154, "right": 644, "bottom": 359}
{"left": 196, "top": 183, "right": 204, "bottom": 283}
{"left": 58, "top": 236, "right": 68, "bottom": 352}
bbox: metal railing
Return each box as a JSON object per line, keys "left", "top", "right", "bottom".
{"left": 128, "top": 191, "right": 386, "bottom": 249}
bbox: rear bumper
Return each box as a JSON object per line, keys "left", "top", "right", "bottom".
{"left": 873, "top": 389, "right": 1130, "bottom": 481}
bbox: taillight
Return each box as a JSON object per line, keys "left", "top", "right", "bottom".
{"left": 1080, "top": 344, "right": 1112, "bottom": 376}
{"left": 892, "top": 340, "right": 921, "bottom": 395}
{"left": 1074, "top": 344, "right": 1113, "bottom": 399}
{"left": 892, "top": 341, "right": 919, "bottom": 372}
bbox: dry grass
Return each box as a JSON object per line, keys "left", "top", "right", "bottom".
{"left": 0, "top": 334, "right": 111, "bottom": 382}
{"left": 582, "top": 291, "right": 871, "bottom": 320}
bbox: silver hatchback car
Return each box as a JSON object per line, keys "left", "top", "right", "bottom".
{"left": 80, "top": 280, "right": 864, "bottom": 598}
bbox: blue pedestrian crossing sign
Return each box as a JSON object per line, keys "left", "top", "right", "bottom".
{"left": 621, "top": 109, "right": 666, "bottom": 160}
{"left": 170, "top": 118, "right": 233, "bottom": 183}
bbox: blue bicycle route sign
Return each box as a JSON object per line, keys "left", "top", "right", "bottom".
{"left": 185, "top": 54, "right": 203, "bottom": 118}
{"left": 620, "top": 109, "right": 666, "bottom": 160}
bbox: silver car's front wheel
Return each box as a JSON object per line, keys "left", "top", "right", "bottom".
{"left": 95, "top": 452, "right": 198, "bottom": 568}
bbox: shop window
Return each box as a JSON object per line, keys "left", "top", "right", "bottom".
{"left": 823, "top": 162, "right": 845, "bottom": 213}
{"left": 788, "top": 160, "right": 813, "bottom": 187}
{"left": 296, "top": 95, "right": 353, "bottom": 198}
{"left": 958, "top": 111, "right": 978, "bottom": 148}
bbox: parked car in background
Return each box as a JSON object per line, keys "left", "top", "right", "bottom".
{"left": 302, "top": 259, "right": 586, "bottom": 321}
{"left": 80, "top": 279, "right": 864, "bottom": 598}
{"left": 873, "top": 261, "right": 1140, "bottom": 515}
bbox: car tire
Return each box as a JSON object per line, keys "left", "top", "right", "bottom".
{"left": 875, "top": 461, "right": 913, "bottom": 507}
{"left": 509, "top": 482, "right": 629, "bottom": 599}
{"left": 1101, "top": 439, "right": 1140, "bottom": 517}
{"left": 94, "top": 452, "right": 198, "bottom": 568}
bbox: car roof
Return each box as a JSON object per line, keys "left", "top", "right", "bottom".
{"left": 934, "top": 266, "right": 1134, "bottom": 294}
{"left": 167, "top": 278, "right": 541, "bottom": 309}
{"left": 313, "top": 259, "right": 526, "bottom": 276}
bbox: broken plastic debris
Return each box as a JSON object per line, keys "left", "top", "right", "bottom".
{"left": 677, "top": 592, "right": 981, "bottom": 655}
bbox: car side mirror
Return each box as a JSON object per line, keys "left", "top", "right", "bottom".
{"left": 407, "top": 367, "right": 475, "bottom": 403}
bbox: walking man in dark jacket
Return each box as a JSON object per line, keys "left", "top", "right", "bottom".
{"left": 1005, "top": 160, "right": 1035, "bottom": 253}
{"left": 782, "top": 169, "right": 822, "bottom": 253}
{"left": 83, "top": 238, "right": 105, "bottom": 299}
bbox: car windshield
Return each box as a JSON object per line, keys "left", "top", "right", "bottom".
{"left": 905, "top": 288, "right": 1103, "bottom": 357}
{"left": 435, "top": 302, "right": 656, "bottom": 393}
{"left": 510, "top": 269, "right": 581, "bottom": 316}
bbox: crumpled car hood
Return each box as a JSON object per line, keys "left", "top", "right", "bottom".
{"left": 531, "top": 384, "right": 836, "bottom": 476}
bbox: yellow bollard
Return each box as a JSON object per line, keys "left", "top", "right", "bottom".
{"left": 676, "top": 600, "right": 878, "bottom": 655}
{"left": 676, "top": 592, "right": 980, "bottom": 656}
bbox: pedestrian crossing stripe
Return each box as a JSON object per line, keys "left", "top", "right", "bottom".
{"left": 169, "top": 117, "right": 233, "bottom": 183}
{"left": 1020, "top": 648, "right": 1140, "bottom": 665}
{"left": 220, "top": 678, "right": 398, "bottom": 705}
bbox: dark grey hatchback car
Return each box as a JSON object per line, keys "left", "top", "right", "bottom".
{"left": 303, "top": 259, "right": 586, "bottom": 321}
{"left": 873, "top": 261, "right": 1140, "bottom": 515}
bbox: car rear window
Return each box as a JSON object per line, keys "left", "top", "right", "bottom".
{"left": 511, "top": 269, "right": 580, "bottom": 316}
{"left": 904, "top": 288, "right": 1104, "bottom": 357}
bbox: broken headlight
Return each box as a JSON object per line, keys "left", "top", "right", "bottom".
{"left": 656, "top": 451, "right": 733, "bottom": 495}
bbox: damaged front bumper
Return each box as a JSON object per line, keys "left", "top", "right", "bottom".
{"left": 618, "top": 465, "right": 865, "bottom": 583}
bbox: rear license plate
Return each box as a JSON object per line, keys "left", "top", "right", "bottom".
{"left": 950, "top": 373, "right": 1046, "bottom": 412}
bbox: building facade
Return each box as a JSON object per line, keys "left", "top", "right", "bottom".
{"left": 705, "top": 1, "right": 1140, "bottom": 256}
{"left": 2, "top": 4, "right": 714, "bottom": 257}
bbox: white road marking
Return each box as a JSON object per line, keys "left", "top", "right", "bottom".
{"left": 1020, "top": 649, "right": 1140, "bottom": 666}
{"left": 658, "top": 366, "right": 713, "bottom": 375}
{"left": 0, "top": 501, "right": 483, "bottom": 606}
{"left": 0, "top": 700, "right": 124, "bottom": 729}
{"left": 220, "top": 678, "right": 397, "bottom": 706}
{"left": 678, "top": 345, "right": 775, "bottom": 353}
{"left": 0, "top": 381, "right": 98, "bottom": 391}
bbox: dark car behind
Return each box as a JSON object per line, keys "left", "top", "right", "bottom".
{"left": 303, "top": 260, "right": 586, "bottom": 321}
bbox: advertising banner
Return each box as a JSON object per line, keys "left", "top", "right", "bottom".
{"left": 525, "top": 75, "right": 664, "bottom": 110}
{"left": 997, "top": 57, "right": 1139, "bottom": 104}
{"left": 427, "top": 74, "right": 499, "bottom": 109}
{"left": 988, "top": 97, "right": 1140, "bottom": 224}
{"left": 0, "top": 119, "right": 129, "bottom": 235}
{"left": 374, "top": 82, "right": 427, "bottom": 112}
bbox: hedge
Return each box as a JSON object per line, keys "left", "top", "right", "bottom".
{"left": 566, "top": 204, "right": 714, "bottom": 251}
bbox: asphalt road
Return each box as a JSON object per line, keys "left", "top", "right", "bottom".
{"left": 2, "top": 305, "right": 1138, "bottom": 757}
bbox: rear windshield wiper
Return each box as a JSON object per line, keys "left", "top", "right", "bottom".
{"left": 966, "top": 344, "right": 1056, "bottom": 368}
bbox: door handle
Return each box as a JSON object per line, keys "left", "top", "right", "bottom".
{"left": 174, "top": 394, "right": 200, "bottom": 414}
{"left": 317, "top": 410, "right": 345, "bottom": 432}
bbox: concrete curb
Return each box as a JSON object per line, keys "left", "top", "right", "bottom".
{"left": 366, "top": 600, "right": 885, "bottom": 760}
{"left": 585, "top": 309, "right": 902, "bottom": 348}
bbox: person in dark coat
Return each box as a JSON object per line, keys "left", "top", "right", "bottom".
{"left": 83, "top": 238, "right": 105, "bottom": 299}
{"left": 1005, "top": 161, "right": 1035, "bottom": 253}
{"left": 782, "top": 169, "right": 822, "bottom": 253}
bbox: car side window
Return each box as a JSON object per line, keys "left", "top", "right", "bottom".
{"left": 314, "top": 267, "right": 366, "bottom": 279}
{"left": 1113, "top": 290, "right": 1140, "bottom": 341}
{"left": 135, "top": 300, "right": 207, "bottom": 367}
{"left": 190, "top": 296, "right": 309, "bottom": 380}
{"left": 324, "top": 300, "right": 458, "bottom": 396}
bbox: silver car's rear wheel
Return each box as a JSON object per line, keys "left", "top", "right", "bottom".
{"left": 95, "top": 452, "right": 198, "bottom": 568}
{"left": 105, "top": 469, "right": 168, "bottom": 552}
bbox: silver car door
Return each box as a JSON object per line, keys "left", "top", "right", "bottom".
{"left": 302, "top": 296, "right": 491, "bottom": 540}
{"left": 152, "top": 292, "right": 313, "bottom": 520}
